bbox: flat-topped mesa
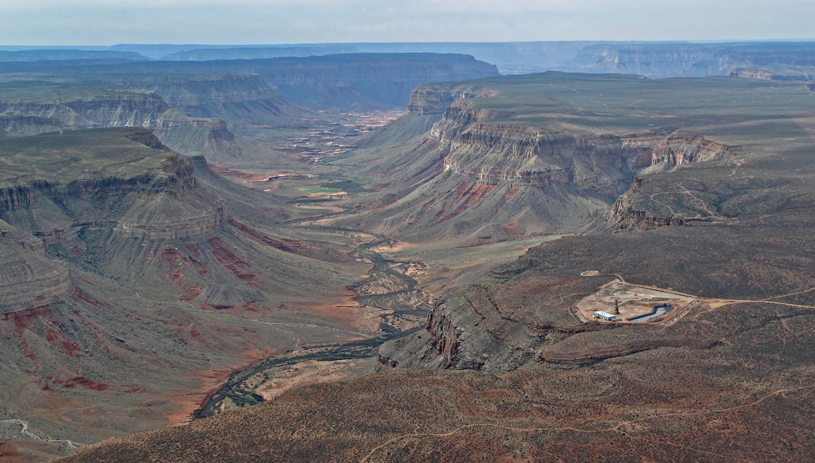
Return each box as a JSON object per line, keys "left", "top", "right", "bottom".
{"left": 0, "top": 128, "right": 228, "bottom": 243}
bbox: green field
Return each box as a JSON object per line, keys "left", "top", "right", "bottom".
{"left": 295, "top": 185, "right": 344, "bottom": 195}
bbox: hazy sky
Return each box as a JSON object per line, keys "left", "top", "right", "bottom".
{"left": 1, "top": 0, "right": 813, "bottom": 45}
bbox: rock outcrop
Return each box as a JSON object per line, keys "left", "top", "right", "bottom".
{"left": 729, "top": 65, "right": 815, "bottom": 82}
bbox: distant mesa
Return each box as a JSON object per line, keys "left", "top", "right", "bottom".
{"left": 0, "top": 49, "right": 150, "bottom": 62}
{"left": 160, "top": 45, "right": 360, "bottom": 61}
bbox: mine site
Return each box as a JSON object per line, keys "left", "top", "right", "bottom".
{"left": 2, "top": 2, "right": 815, "bottom": 463}
{"left": 574, "top": 279, "right": 698, "bottom": 324}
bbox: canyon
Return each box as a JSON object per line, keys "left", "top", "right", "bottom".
{"left": 0, "top": 46, "right": 814, "bottom": 463}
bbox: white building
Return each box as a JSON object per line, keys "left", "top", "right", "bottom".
{"left": 593, "top": 311, "right": 621, "bottom": 322}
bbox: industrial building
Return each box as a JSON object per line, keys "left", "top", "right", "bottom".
{"left": 593, "top": 311, "right": 622, "bottom": 322}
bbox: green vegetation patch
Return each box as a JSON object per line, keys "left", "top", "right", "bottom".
{"left": 295, "top": 185, "right": 344, "bottom": 195}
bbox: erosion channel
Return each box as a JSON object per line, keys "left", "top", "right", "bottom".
{"left": 196, "top": 230, "right": 431, "bottom": 418}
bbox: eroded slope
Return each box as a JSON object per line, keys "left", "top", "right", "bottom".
{"left": 0, "top": 128, "right": 378, "bottom": 458}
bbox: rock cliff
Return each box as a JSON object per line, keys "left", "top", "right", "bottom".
{"left": 250, "top": 53, "right": 499, "bottom": 110}
{"left": 0, "top": 87, "right": 171, "bottom": 128}
{"left": 335, "top": 73, "right": 742, "bottom": 243}
{"left": 0, "top": 128, "right": 226, "bottom": 245}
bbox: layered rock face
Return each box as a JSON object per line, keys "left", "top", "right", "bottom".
{"left": 406, "top": 85, "right": 500, "bottom": 115}
{"left": 338, "top": 75, "right": 740, "bottom": 243}
{"left": 0, "top": 222, "right": 72, "bottom": 313}
{"left": 0, "top": 89, "right": 171, "bottom": 129}
{"left": 436, "top": 120, "right": 654, "bottom": 195}
{"left": 111, "top": 154, "right": 228, "bottom": 240}
{"left": 0, "top": 129, "right": 227, "bottom": 245}
{"left": 0, "top": 82, "right": 264, "bottom": 162}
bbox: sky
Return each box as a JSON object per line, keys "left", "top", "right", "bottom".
{"left": 1, "top": 0, "right": 813, "bottom": 46}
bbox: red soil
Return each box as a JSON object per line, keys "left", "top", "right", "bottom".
{"left": 437, "top": 182, "right": 495, "bottom": 224}
{"left": 70, "top": 288, "right": 104, "bottom": 307}
{"left": 55, "top": 376, "right": 109, "bottom": 392}
{"left": 3, "top": 306, "right": 81, "bottom": 357}
{"left": 206, "top": 237, "right": 257, "bottom": 287}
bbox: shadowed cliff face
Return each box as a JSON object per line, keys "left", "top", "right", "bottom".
{"left": 0, "top": 128, "right": 228, "bottom": 252}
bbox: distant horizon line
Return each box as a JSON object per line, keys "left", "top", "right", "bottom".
{"left": 2, "top": 39, "right": 815, "bottom": 49}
